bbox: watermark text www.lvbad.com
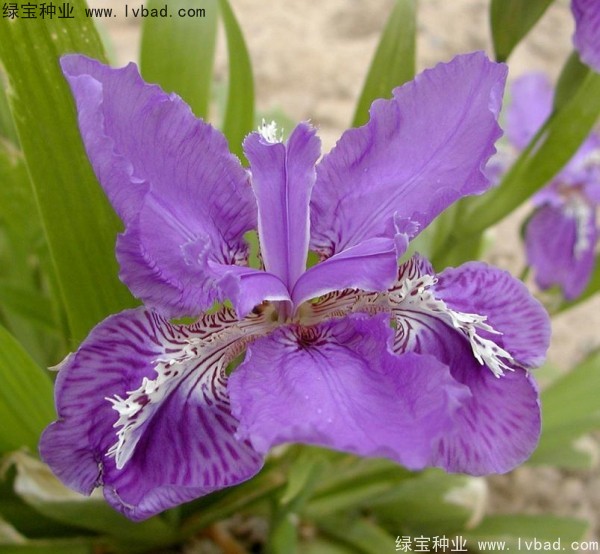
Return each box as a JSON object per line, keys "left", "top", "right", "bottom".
{"left": 118, "top": 4, "right": 206, "bottom": 18}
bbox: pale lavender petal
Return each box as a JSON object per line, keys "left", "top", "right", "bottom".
{"left": 61, "top": 55, "right": 257, "bottom": 317}
{"left": 229, "top": 314, "right": 469, "bottom": 470}
{"left": 572, "top": 0, "right": 600, "bottom": 72}
{"left": 525, "top": 203, "right": 597, "bottom": 299}
{"left": 505, "top": 73, "right": 553, "bottom": 150}
{"left": 291, "top": 237, "right": 398, "bottom": 307}
{"left": 40, "top": 308, "right": 264, "bottom": 521}
{"left": 244, "top": 123, "right": 320, "bottom": 290}
{"left": 310, "top": 52, "right": 506, "bottom": 257}
{"left": 433, "top": 261, "right": 551, "bottom": 368}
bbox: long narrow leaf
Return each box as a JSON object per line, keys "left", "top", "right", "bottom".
{"left": 140, "top": 0, "right": 218, "bottom": 119}
{"left": 554, "top": 50, "right": 589, "bottom": 110}
{"left": 0, "top": 325, "right": 54, "bottom": 453}
{"left": 352, "top": 0, "right": 417, "bottom": 128}
{"left": 529, "top": 351, "right": 600, "bottom": 468}
{"left": 490, "top": 0, "right": 555, "bottom": 62}
{"left": 0, "top": 74, "right": 18, "bottom": 144}
{"left": 0, "top": 6, "right": 137, "bottom": 346}
{"left": 0, "top": 284, "right": 57, "bottom": 333}
{"left": 218, "top": 0, "right": 254, "bottom": 159}
{"left": 0, "top": 140, "right": 59, "bottom": 364}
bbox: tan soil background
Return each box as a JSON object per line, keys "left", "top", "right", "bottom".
{"left": 89, "top": 0, "right": 600, "bottom": 549}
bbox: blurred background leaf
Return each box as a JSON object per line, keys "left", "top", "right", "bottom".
{"left": 490, "top": 0, "right": 555, "bottom": 62}
{"left": 140, "top": 0, "right": 218, "bottom": 119}
{"left": 352, "top": 0, "right": 416, "bottom": 128}
{"left": 0, "top": 140, "right": 62, "bottom": 366}
{"left": 465, "top": 514, "right": 588, "bottom": 553}
{"left": 529, "top": 350, "right": 600, "bottom": 468}
{"left": 0, "top": 73, "right": 18, "bottom": 144}
{"left": 0, "top": 325, "right": 54, "bottom": 453}
{"left": 218, "top": 0, "right": 255, "bottom": 160}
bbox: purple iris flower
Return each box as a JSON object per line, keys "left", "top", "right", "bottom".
{"left": 572, "top": 0, "right": 600, "bottom": 72}
{"left": 505, "top": 73, "right": 600, "bottom": 299}
{"left": 40, "top": 52, "right": 549, "bottom": 521}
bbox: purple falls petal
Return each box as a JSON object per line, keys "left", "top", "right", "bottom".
{"left": 310, "top": 52, "right": 507, "bottom": 258}
{"left": 435, "top": 350, "right": 541, "bottom": 475}
{"left": 390, "top": 257, "right": 545, "bottom": 473}
{"left": 505, "top": 73, "right": 553, "bottom": 150}
{"left": 572, "top": 0, "right": 600, "bottom": 73}
{"left": 433, "top": 261, "right": 551, "bottom": 368}
{"left": 525, "top": 203, "right": 597, "bottom": 300}
{"left": 61, "top": 55, "right": 257, "bottom": 317}
{"left": 393, "top": 298, "right": 541, "bottom": 475}
{"left": 244, "top": 123, "right": 321, "bottom": 291}
{"left": 229, "top": 313, "right": 469, "bottom": 470}
{"left": 40, "top": 308, "right": 264, "bottom": 521}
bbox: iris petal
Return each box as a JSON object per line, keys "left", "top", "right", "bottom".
{"left": 310, "top": 52, "right": 506, "bottom": 257}
{"left": 229, "top": 313, "right": 469, "bottom": 470}
{"left": 572, "top": 0, "right": 600, "bottom": 72}
{"left": 40, "top": 307, "right": 269, "bottom": 521}
{"left": 525, "top": 203, "right": 597, "bottom": 300}
{"left": 390, "top": 257, "right": 546, "bottom": 473}
{"left": 244, "top": 123, "right": 320, "bottom": 291}
{"left": 61, "top": 55, "right": 258, "bottom": 318}
{"left": 291, "top": 237, "right": 399, "bottom": 307}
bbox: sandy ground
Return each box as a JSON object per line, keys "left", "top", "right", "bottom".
{"left": 89, "top": 0, "right": 600, "bottom": 548}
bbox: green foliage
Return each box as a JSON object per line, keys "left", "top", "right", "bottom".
{"left": 140, "top": 0, "right": 218, "bottom": 119}
{"left": 0, "top": 325, "right": 54, "bottom": 453}
{"left": 0, "top": 140, "right": 62, "bottom": 366}
{"left": 529, "top": 350, "right": 600, "bottom": 468}
{"left": 465, "top": 514, "right": 588, "bottom": 553}
{"left": 219, "top": 0, "right": 254, "bottom": 160}
{"left": 490, "top": 0, "right": 555, "bottom": 62}
{"left": 352, "top": 0, "right": 416, "bottom": 128}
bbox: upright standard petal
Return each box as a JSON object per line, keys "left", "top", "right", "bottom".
{"left": 40, "top": 308, "right": 267, "bottom": 521}
{"left": 229, "top": 314, "right": 469, "bottom": 470}
{"left": 389, "top": 257, "right": 547, "bottom": 473}
{"left": 572, "top": 0, "right": 600, "bottom": 73}
{"left": 61, "top": 55, "right": 258, "bottom": 317}
{"left": 244, "top": 123, "right": 320, "bottom": 291}
{"left": 310, "top": 52, "right": 506, "bottom": 258}
{"left": 525, "top": 203, "right": 597, "bottom": 299}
